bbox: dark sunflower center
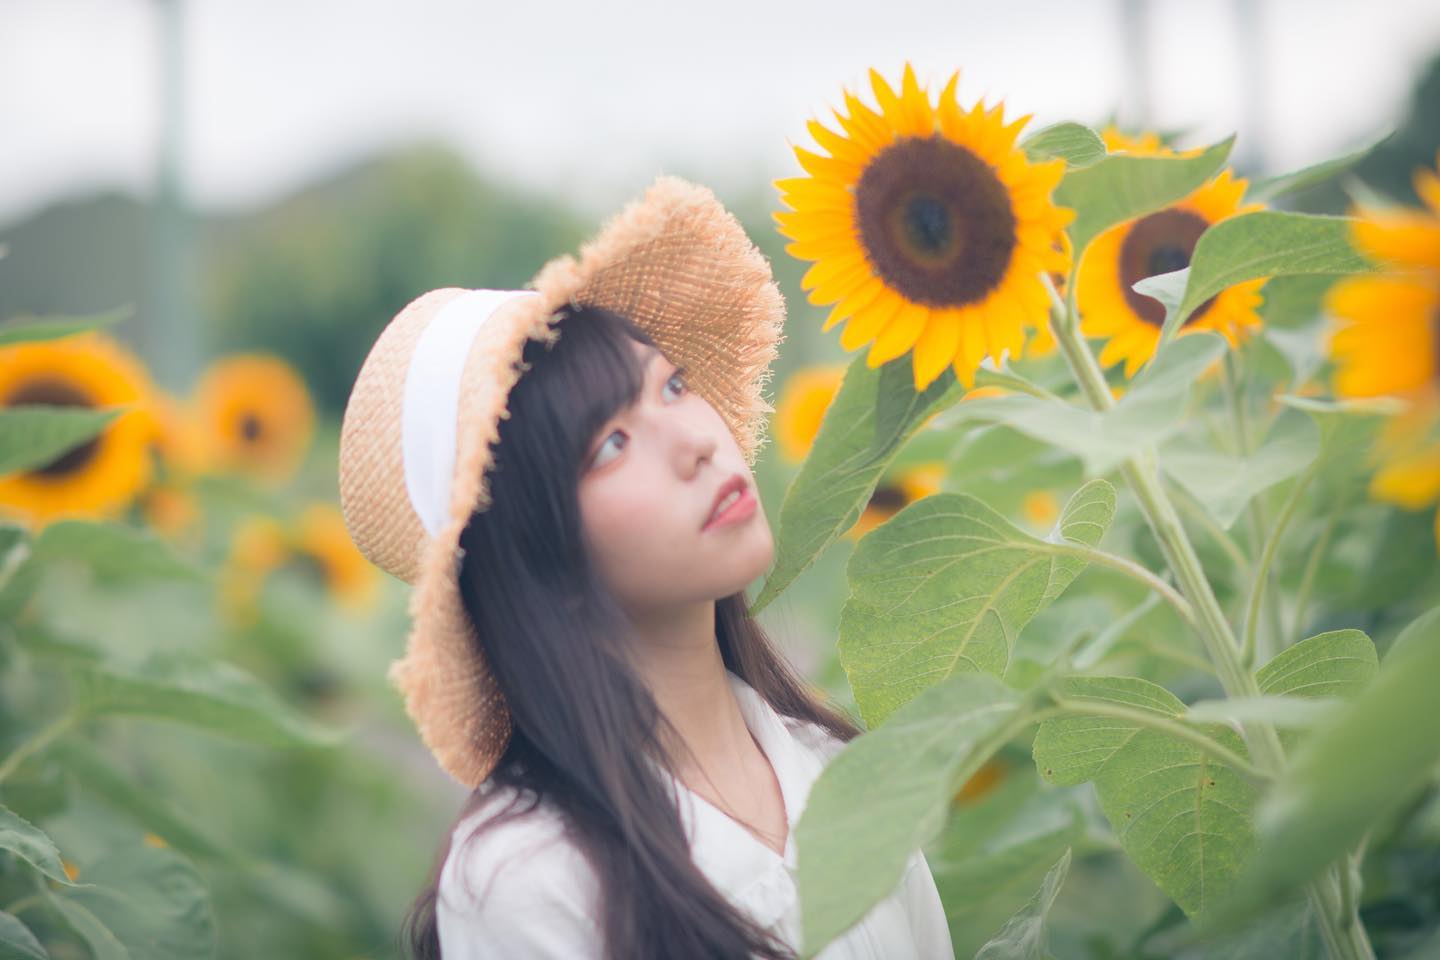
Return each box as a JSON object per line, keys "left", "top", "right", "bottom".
{"left": 5, "top": 378, "right": 102, "bottom": 478}
{"left": 854, "top": 135, "right": 1017, "bottom": 308}
{"left": 1118, "top": 208, "right": 1218, "bottom": 326}
{"left": 867, "top": 485, "right": 909, "bottom": 513}
{"left": 240, "top": 412, "right": 264, "bottom": 444}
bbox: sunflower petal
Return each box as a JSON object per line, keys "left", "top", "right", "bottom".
{"left": 866, "top": 301, "right": 930, "bottom": 368}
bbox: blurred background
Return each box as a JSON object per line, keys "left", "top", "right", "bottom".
{"left": 3, "top": 1, "right": 1439, "bottom": 957}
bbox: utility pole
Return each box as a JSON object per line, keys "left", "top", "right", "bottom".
{"left": 145, "top": 0, "right": 198, "bottom": 391}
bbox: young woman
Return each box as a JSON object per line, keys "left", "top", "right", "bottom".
{"left": 337, "top": 177, "right": 954, "bottom": 959}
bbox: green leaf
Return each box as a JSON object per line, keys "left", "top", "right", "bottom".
{"left": 1162, "top": 212, "right": 1376, "bottom": 345}
{"left": 1033, "top": 676, "right": 1258, "bottom": 919}
{"left": 974, "top": 849, "right": 1072, "bottom": 960}
{"left": 0, "top": 911, "right": 48, "bottom": 960}
{"left": 1204, "top": 610, "right": 1440, "bottom": 934}
{"left": 0, "top": 406, "right": 125, "bottom": 477}
{"left": 932, "top": 774, "right": 1086, "bottom": 958}
{"left": 30, "top": 520, "right": 206, "bottom": 583}
{"left": 1056, "top": 136, "right": 1235, "bottom": 256}
{"left": 68, "top": 651, "right": 348, "bottom": 749}
{"left": 749, "top": 352, "right": 965, "bottom": 616}
{"left": 0, "top": 803, "right": 74, "bottom": 887}
{"left": 1254, "top": 627, "right": 1378, "bottom": 754}
{"left": 1244, "top": 131, "right": 1392, "bottom": 204}
{"left": 1159, "top": 408, "right": 1322, "bottom": 529}
{"left": 839, "top": 481, "right": 1114, "bottom": 728}
{"left": 0, "top": 306, "right": 131, "bottom": 347}
{"left": 1021, "top": 123, "right": 1106, "bottom": 168}
{"left": 51, "top": 844, "right": 217, "bottom": 960}
{"left": 50, "top": 740, "right": 241, "bottom": 864}
{"left": 795, "top": 671, "right": 1027, "bottom": 955}
{"left": 1387, "top": 604, "right": 1440, "bottom": 662}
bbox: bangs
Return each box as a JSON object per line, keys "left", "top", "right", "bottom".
{"left": 502, "top": 303, "right": 659, "bottom": 486}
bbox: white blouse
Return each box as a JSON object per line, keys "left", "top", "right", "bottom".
{"left": 435, "top": 669, "right": 955, "bottom": 958}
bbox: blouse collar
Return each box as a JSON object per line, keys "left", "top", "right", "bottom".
{"left": 645, "top": 669, "right": 830, "bottom": 919}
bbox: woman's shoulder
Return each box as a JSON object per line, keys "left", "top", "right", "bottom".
{"left": 437, "top": 782, "right": 599, "bottom": 916}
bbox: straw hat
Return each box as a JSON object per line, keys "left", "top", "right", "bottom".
{"left": 337, "top": 175, "right": 786, "bottom": 788}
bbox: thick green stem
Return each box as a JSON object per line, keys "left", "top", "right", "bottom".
{"left": 1038, "top": 541, "right": 1196, "bottom": 629}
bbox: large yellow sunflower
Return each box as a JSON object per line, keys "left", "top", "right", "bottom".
{"left": 774, "top": 364, "right": 846, "bottom": 463}
{"left": 1324, "top": 150, "right": 1440, "bottom": 548}
{"left": 1077, "top": 127, "right": 1268, "bottom": 377}
{"left": 0, "top": 332, "right": 155, "bottom": 528}
{"left": 775, "top": 63, "right": 1074, "bottom": 392}
{"left": 192, "top": 353, "right": 314, "bottom": 485}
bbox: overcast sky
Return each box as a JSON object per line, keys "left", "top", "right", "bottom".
{"left": 6, "top": 0, "right": 1439, "bottom": 226}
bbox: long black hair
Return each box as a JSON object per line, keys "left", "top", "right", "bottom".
{"left": 399, "top": 302, "right": 861, "bottom": 959}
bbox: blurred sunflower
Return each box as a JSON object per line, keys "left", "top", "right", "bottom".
{"left": 192, "top": 354, "right": 314, "bottom": 485}
{"left": 1324, "top": 149, "right": 1440, "bottom": 550}
{"left": 1020, "top": 232, "right": 1074, "bottom": 360}
{"left": 775, "top": 62, "right": 1074, "bottom": 392}
{"left": 953, "top": 755, "right": 1009, "bottom": 806}
{"left": 138, "top": 483, "right": 201, "bottom": 542}
{"left": 1021, "top": 490, "right": 1060, "bottom": 530}
{"left": 843, "top": 463, "right": 945, "bottom": 542}
{"left": 292, "top": 503, "right": 380, "bottom": 614}
{"left": 1077, "top": 127, "right": 1268, "bottom": 377}
{"left": 143, "top": 388, "right": 210, "bottom": 480}
{"left": 774, "top": 364, "right": 846, "bottom": 463}
{"left": 0, "top": 332, "right": 155, "bottom": 528}
{"left": 219, "top": 514, "right": 290, "bottom": 626}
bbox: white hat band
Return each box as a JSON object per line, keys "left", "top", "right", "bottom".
{"left": 401, "top": 288, "right": 540, "bottom": 538}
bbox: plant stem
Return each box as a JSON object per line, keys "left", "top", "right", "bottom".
{"left": 0, "top": 709, "right": 78, "bottom": 785}
{"left": 1291, "top": 497, "right": 1345, "bottom": 644}
{"left": 1051, "top": 696, "right": 1272, "bottom": 786}
{"left": 1166, "top": 478, "right": 1253, "bottom": 577}
{"left": 1242, "top": 464, "right": 1320, "bottom": 669}
{"left": 1041, "top": 275, "right": 1370, "bottom": 960}
{"left": 1038, "top": 542, "right": 1196, "bottom": 629}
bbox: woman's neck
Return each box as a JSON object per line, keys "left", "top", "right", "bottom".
{"left": 627, "top": 600, "right": 753, "bottom": 783}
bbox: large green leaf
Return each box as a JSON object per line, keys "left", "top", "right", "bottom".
{"left": 0, "top": 803, "right": 74, "bottom": 887}
{"left": 1206, "top": 610, "right": 1440, "bottom": 934}
{"left": 67, "top": 652, "right": 347, "bottom": 749}
{"left": 839, "top": 481, "right": 1114, "bottom": 728}
{"left": 1033, "top": 676, "right": 1258, "bottom": 919}
{"left": 1159, "top": 407, "right": 1322, "bottom": 529}
{"left": 795, "top": 671, "right": 1028, "bottom": 956}
{"left": 0, "top": 406, "right": 124, "bottom": 477}
{"left": 0, "top": 306, "right": 131, "bottom": 347}
{"left": 30, "top": 519, "right": 207, "bottom": 583}
{"left": 1161, "top": 212, "right": 1375, "bottom": 345}
{"left": 0, "top": 911, "right": 47, "bottom": 960}
{"left": 974, "top": 849, "right": 1072, "bottom": 960}
{"left": 749, "top": 352, "right": 964, "bottom": 616}
{"left": 1244, "top": 131, "right": 1391, "bottom": 204}
{"left": 49, "top": 844, "right": 216, "bottom": 960}
{"left": 1056, "top": 136, "right": 1234, "bottom": 255}
{"left": 1254, "top": 628, "right": 1378, "bottom": 753}
{"left": 1021, "top": 123, "right": 1106, "bottom": 168}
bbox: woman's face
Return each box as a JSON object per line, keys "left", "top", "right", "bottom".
{"left": 577, "top": 338, "right": 773, "bottom": 615}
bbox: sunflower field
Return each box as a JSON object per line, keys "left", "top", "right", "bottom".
{"left": 1, "top": 54, "right": 1438, "bottom": 960}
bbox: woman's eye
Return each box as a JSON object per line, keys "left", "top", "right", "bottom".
{"left": 663, "top": 367, "right": 688, "bottom": 399}
{"left": 591, "top": 430, "right": 625, "bottom": 468}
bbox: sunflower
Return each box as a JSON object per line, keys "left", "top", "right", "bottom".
{"left": 843, "top": 462, "right": 945, "bottom": 542}
{"left": 192, "top": 354, "right": 314, "bottom": 485}
{"left": 142, "top": 388, "right": 209, "bottom": 480}
{"left": 1076, "top": 127, "right": 1268, "bottom": 377}
{"left": 1324, "top": 150, "right": 1440, "bottom": 549}
{"left": 292, "top": 502, "right": 380, "bottom": 613}
{"left": 774, "top": 364, "right": 846, "bottom": 463}
{"left": 0, "top": 332, "right": 155, "bottom": 528}
{"left": 138, "top": 483, "right": 201, "bottom": 542}
{"left": 775, "top": 63, "right": 1074, "bottom": 392}
{"left": 219, "top": 513, "right": 290, "bottom": 626}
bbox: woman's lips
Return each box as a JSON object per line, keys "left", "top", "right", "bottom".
{"left": 702, "top": 485, "right": 757, "bottom": 532}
